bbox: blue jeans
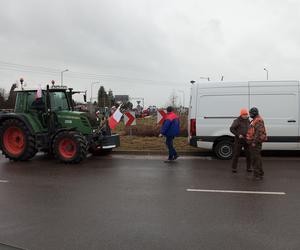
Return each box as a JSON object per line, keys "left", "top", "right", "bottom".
{"left": 166, "top": 136, "right": 177, "bottom": 160}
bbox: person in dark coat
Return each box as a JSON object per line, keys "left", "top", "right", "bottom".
{"left": 159, "top": 106, "right": 180, "bottom": 162}
{"left": 230, "top": 108, "right": 251, "bottom": 173}
{"left": 246, "top": 107, "right": 267, "bottom": 180}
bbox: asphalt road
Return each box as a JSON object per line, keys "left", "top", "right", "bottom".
{"left": 0, "top": 153, "right": 300, "bottom": 250}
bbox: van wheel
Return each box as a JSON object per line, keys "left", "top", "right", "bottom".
{"left": 214, "top": 140, "right": 233, "bottom": 160}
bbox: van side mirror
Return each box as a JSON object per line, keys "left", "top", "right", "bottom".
{"left": 83, "top": 94, "right": 87, "bottom": 102}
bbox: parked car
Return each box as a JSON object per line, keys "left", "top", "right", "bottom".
{"left": 148, "top": 105, "right": 157, "bottom": 115}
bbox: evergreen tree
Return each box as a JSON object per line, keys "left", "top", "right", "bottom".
{"left": 97, "top": 86, "right": 108, "bottom": 108}
{"left": 107, "top": 89, "right": 115, "bottom": 107}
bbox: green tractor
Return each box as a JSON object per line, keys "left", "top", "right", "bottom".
{"left": 0, "top": 79, "right": 120, "bottom": 163}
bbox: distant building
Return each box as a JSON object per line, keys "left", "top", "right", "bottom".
{"left": 115, "top": 95, "right": 129, "bottom": 104}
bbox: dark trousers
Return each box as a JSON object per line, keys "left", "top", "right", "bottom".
{"left": 250, "top": 143, "right": 264, "bottom": 177}
{"left": 166, "top": 136, "right": 177, "bottom": 160}
{"left": 232, "top": 139, "right": 251, "bottom": 170}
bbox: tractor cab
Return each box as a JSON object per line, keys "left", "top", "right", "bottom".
{"left": 14, "top": 85, "right": 72, "bottom": 131}
{"left": 14, "top": 83, "right": 94, "bottom": 133}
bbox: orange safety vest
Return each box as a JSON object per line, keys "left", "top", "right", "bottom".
{"left": 246, "top": 116, "right": 267, "bottom": 142}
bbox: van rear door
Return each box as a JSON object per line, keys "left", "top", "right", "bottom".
{"left": 249, "top": 81, "right": 299, "bottom": 150}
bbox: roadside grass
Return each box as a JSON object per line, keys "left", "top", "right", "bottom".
{"left": 115, "top": 136, "right": 200, "bottom": 152}
{"left": 112, "top": 114, "right": 195, "bottom": 152}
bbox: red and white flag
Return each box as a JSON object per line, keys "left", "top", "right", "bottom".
{"left": 108, "top": 106, "right": 123, "bottom": 129}
{"left": 35, "top": 85, "right": 42, "bottom": 99}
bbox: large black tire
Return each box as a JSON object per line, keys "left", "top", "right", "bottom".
{"left": 214, "top": 139, "right": 234, "bottom": 160}
{"left": 0, "top": 119, "right": 37, "bottom": 161}
{"left": 52, "top": 131, "right": 87, "bottom": 163}
{"left": 89, "top": 148, "right": 113, "bottom": 156}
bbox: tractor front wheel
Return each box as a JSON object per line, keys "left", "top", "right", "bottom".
{"left": 0, "top": 119, "right": 37, "bottom": 161}
{"left": 53, "top": 131, "right": 87, "bottom": 163}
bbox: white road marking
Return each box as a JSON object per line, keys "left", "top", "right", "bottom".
{"left": 186, "top": 189, "right": 286, "bottom": 195}
{"left": 0, "top": 180, "right": 8, "bottom": 183}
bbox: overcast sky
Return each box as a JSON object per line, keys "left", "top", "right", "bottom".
{"left": 0, "top": 0, "right": 300, "bottom": 107}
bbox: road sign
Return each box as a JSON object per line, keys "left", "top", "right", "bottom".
{"left": 157, "top": 109, "right": 167, "bottom": 125}
{"left": 124, "top": 111, "right": 136, "bottom": 126}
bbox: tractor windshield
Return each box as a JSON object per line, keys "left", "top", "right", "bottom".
{"left": 49, "top": 92, "right": 70, "bottom": 111}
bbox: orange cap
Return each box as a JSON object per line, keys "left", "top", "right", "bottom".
{"left": 240, "top": 108, "right": 249, "bottom": 116}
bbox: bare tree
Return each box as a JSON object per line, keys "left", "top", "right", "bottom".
{"left": 0, "top": 92, "right": 5, "bottom": 109}
{"left": 5, "top": 83, "right": 17, "bottom": 109}
{"left": 0, "top": 88, "right": 5, "bottom": 97}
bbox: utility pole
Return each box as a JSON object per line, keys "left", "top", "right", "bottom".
{"left": 177, "top": 90, "right": 185, "bottom": 108}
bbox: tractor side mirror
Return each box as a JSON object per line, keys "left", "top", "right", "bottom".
{"left": 83, "top": 94, "right": 87, "bottom": 102}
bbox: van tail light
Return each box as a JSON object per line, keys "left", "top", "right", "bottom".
{"left": 190, "top": 119, "right": 196, "bottom": 136}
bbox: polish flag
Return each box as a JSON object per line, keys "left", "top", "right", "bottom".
{"left": 108, "top": 106, "right": 123, "bottom": 129}
{"left": 35, "top": 85, "right": 42, "bottom": 99}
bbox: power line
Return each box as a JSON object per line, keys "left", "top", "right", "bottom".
{"left": 0, "top": 66, "right": 59, "bottom": 76}
{"left": 0, "top": 60, "right": 184, "bottom": 86}
{"left": 0, "top": 60, "right": 60, "bottom": 73}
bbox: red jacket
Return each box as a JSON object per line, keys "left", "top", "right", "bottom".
{"left": 160, "top": 112, "right": 180, "bottom": 137}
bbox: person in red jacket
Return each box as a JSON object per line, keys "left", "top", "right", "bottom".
{"left": 159, "top": 106, "right": 180, "bottom": 162}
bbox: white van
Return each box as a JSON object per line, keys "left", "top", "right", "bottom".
{"left": 188, "top": 81, "right": 299, "bottom": 159}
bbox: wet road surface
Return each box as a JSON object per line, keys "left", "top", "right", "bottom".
{"left": 0, "top": 153, "right": 299, "bottom": 250}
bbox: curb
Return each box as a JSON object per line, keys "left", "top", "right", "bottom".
{"left": 113, "top": 150, "right": 212, "bottom": 156}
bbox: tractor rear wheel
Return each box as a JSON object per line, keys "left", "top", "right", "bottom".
{"left": 53, "top": 131, "right": 87, "bottom": 163}
{"left": 0, "top": 119, "right": 37, "bottom": 161}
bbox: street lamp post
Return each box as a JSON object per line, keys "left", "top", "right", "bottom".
{"left": 90, "top": 81, "right": 100, "bottom": 103}
{"left": 177, "top": 90, "right": 185, "bottom": 108}
{"left": 263, "top": 68, "right": 269, "bottom": 80}
{"left": 61, "top": 69, "right": 69, "bottom": 86}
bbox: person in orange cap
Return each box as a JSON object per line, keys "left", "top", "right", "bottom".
{"left": 230, "top": 108, "right": 251, "bottom": 173}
